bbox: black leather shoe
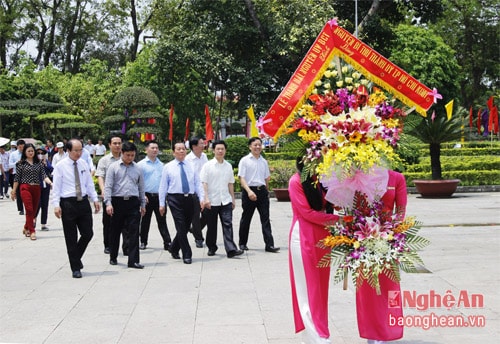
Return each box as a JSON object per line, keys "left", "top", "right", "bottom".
{"left": 239, "top": 244, "right": 249, "bottom": 251}
{"left": 128, "top": 262, "right": 144, "bottom": 269}
{"left": 183, "top": 258, "right": 192, "bottom": 264}
{"left": 171, "top": 252, "right": 180, "bottom": 259}
{"left": 139, "top": 243, "right": 146, "bottom": 250}
{"left": 195, "top": 239, "right": 204, "bottom": 248}
{"left": 164, "top": 243, "right": 171, "bottom": 251}
{"left": 104, "top": 247, "right": 110, "bottom": 254}
{"left": 109, "top": 259, "right": 117, "bottom": 265}
{"left": 265, "top": 246, "right": 280, "bottom": 253}
{"left": 207, "top": 250, "right": 217, "bottom": 256}
{"left": 72, "top": 270, "right": 82, "bottom": 278}
{"left": 227, "top": 249, "right": 244, "bottom": 258}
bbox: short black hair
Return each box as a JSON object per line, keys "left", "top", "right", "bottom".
{"left": 144, "top": 140, "right": 158, "bottom": 148}
{"left": 248, "top": 137, "right": 261, "bottom": 146}
{"left": 211, "top": 140, "right": 227, "bottom": 149}
{"left": 122, "top": 141, "right": 137, "bottom": 152}
{"left": 189, "top": 136, "right": 205, "bottom": 148}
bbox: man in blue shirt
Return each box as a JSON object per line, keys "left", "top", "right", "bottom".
{"left": 137, "top": 140, "right": 171, "bottom": 251}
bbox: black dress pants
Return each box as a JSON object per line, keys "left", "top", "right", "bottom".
{"left": 168, "top": 194, "right": 194, "bottom": 259}
{"left": 109, "top": 197, "right": 141, "bottom": 265}
{"left": 60, "top": 197, "right": 94, "bottom": 272}
{"left": 238, "top": 187, "right": 274, "bottom": 248}
{"left": 140, "top": 193, "right": 171, "bottom": 246}
{"left": 205, "top": 203, "right": 238, "bottom": 253}
{"left": 189, "top": 194, "right": 205, "bottom": 241}
{"left": 103, "top": 200, "right": 128, "bottom": 253}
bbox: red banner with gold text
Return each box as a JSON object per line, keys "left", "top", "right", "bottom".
{"left": 262, "top": 21, "right": 434, "bottom": 138}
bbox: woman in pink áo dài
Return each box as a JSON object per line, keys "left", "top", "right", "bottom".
{"left": 356, "top": 170, "right": 407, "bottom": 344}
{"left": 289, "top": 159, "right": 340, "bottom": 344}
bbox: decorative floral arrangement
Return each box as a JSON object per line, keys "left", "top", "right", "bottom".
{"left": 317, "top": 191, "right": 429, "bottom": 294}
{"left": 286, "top": 61, "right": 429, "bottom": 293}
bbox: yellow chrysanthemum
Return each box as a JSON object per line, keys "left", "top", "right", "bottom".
{"left": 394, "top": 217, "right": 416, "bottom": 233}
{"left": 382, "top": 118, "right": 400, "bottom": 128}
{"left": 322, "top": 235, "right": 356, "bottom": 248}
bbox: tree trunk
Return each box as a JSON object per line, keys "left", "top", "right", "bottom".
{"left": 242, "top": 0, "right": 267, "bottom": 41}
{"left": 358, "top": 0, "right": 381, "bottom": 35}
{"left": 429, "top": 142, "right": 442, "bottom": 180}
{"left": 64, "top": 0, "right": 81, "bottom": 72}
{"left": 43, "top": 0, "right": 62, "bottom": 67}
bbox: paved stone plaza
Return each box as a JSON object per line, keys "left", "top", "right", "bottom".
{"left": 1, "top": 192, "right": 499, "bottom": 343}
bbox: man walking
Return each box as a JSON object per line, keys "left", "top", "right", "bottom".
{"left": 200, "top": 140, "right": 243, "bottom": 258}
{"left": 0, "top": 145, "right": 9, "bottom": 198}
{"left": 52, "top": 139, "right": 100, "bottom": 278}
{"left": 159, "top": 142, "right": 204, "bottom": 264}
{"left": 95, "top": 136, "right": 122, "bottom": 254}
{"left": 105, "top": 142, "right": 146, "bottom": 269}
{"left": 8, "top": 140, "right": 25, "bottom": 214}
{"left": 238, "top": 137, "right": 280, "bottom": 253}
{"left": 138, "top": 140, "right": 171, "bottom": 251}
{"left": 185, "top": 136, "right": 208, "bottom": 248}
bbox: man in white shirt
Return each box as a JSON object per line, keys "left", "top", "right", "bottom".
{"left": 200, "top": 140, "right": 243, "bottom": 258}
{"left": 8, "top": 139, "right": 25, "bottom": 214}
{"left": 185, "top": 136, "right": 208, "bottom": 248}
{"left": 238, "top": 137, "right": 279, "bottom": 253}
{"left": 52, "top": 138, "right": 100, "bottom": 278}
{"left": 84, "top": 139, "right": 94, "bottom": 155}
{"left": 94, "top": 139, "right": 107, "bottom": 157}
{"left": 0, "top": 145, "right": 10, "bottom": 198}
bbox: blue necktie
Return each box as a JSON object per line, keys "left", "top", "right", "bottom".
{"left": 179, "top": 162, "right": 189, "bottom": 193}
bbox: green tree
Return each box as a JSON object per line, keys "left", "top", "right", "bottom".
{"left": 431, "top": 0, "right": 499, "bottom": 107}
{"left": 389, "top": 24, "right": 462, "bottom": 180}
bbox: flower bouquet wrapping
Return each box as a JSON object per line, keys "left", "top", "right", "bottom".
{"left": 287, "top": 61, "right": 430, "bottom": 294}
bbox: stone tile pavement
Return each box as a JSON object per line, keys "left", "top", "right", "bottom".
{"left": 0, "top": 192, "right": 499, "bottom": 343}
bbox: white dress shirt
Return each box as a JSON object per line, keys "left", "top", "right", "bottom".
{"left": 237, "top": 153, "right": 270, "bottom": 187}
{"left": 185, "top": 151, "right": 208, "bottom": 177}
{"left": 52, "top": 157, "right": 98, "bottom": 207}
{"left": 200, "top": 158, "right": 234, "bottom": 206}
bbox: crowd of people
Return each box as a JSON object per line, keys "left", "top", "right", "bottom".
{"left": 2, "top": 135, "right": 408, "bottom": 343}
{"left": 2, "top": 136, "right": 280, "bottom": 277}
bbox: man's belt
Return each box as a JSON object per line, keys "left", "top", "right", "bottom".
{"left": 249, "top": 185, "right": 266, "bottom": 191}
{"left": 112, "top": 196, "right": 138, "bottom": 201}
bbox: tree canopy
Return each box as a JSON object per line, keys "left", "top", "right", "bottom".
{"left": 1, "top": 0, "right": 497, "bottom": 142}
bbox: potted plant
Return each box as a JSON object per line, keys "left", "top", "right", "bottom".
{"left": 269, "top": 160, "right": 297, "bottom": 201}
{"left": 405, "top": 109, "right": 463, "bottom": 197}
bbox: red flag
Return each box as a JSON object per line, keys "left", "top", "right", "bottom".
{"left": 469, "top": 106, "right": 473, "bottom": 128}
{"left": 205, "top": 104, "right": 214, "bottom": 142}
{"left": 477, "top": 108, "right": 482, "bottom": 134}
{"left": 487, "top": 97, "right": 495, "bottom": 133}
{"left": 169, "top": 104, "right": 174, "bottom": 141}
{"left": 487, "top": 96, "right": 494, "bottom": 111}
{"left": 184, "top": 118, "right": 190, "bottom": 141}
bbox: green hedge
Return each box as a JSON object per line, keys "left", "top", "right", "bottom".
{"left": 419, "top": 147, "right": 500, "bottom": 156}
{"left": 406, "top": 156, "right": 500, "bottom": 172}
{"left": 405, "top": 170, "right": 500, "bottom": 186}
